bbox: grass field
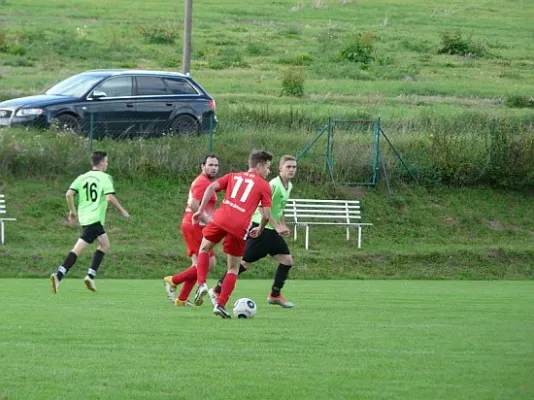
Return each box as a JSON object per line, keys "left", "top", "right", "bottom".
{"left": 1, "top": 0, "right": 534, "bottom": 130}
{"left": 1, "top": 279, "right": 533, "bottom": 399}
{"left": 1, "top": 178, "right": 533, "bottom": 279}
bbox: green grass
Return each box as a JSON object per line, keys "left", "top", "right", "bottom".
{"left": 1, "top": 178, "right": 533, "bottom": 279}
{"left": 1, "top": 279, "right": 533, "bottom": 399}
{"left": 1, "top": 0, "right": 534, "bottom": 130}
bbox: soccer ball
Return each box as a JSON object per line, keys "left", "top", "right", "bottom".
{"left": 232, "top": 298, "right": 257, "bottom": 319}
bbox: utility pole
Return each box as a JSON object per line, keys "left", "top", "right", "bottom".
{"left": 182, "top": 0, "right": 193, "bottom": 75}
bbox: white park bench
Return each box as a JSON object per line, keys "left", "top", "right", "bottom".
{"left": 284, "top": 199, "right": 373, "bottom": 250}
{"left": 0, "top": 194, "right": 17, "bottom": 244}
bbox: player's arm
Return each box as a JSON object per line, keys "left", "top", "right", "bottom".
{"left": 66, "top": 188, "right": 78, "bottom": 224}
{"left": 249, "top": 182, "right": 272, "bottom": 238}
{"left": 276, "top": 214, "right": 291, "bottom": 237}
{"left": 250, "top": 206, "right": 271, "bottom": 238}
{"left": 189, "top": 198, "right": 210, "bottom": 224}
{"left": 193, "top": 181, "right": 220, "bottom": 223}
{"left": 105, "top": 194, "right": 130, "bottom": 218}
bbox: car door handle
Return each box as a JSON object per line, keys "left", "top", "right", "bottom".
{"left": 165, "top": 103, "right": 173, "bottom": 107}
{"left": 126, "top": 103, "right": 134, "bottom": 108}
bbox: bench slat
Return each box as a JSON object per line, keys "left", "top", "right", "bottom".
{"left": 285, "top": 209, "right": 361, "bottom": 214}
{"left": 286, "top": 205, "right": 360, "bottom": 210}
{"left": 290, "top": 199, "right": 360, "bottom": 204}
{"left": 290, "top": 222, "right": 372, "bottom": 226}
{"left": 286, "top": 214, "right": 362, "bottom": 219}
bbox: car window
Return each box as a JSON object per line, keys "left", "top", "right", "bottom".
{"left": 95, "top": 77, "right": 133, "bottom": 97}
{"left": 164, "top": 78, "right": 199, "bottom": 95}
{"left": 136, "top": 77, "right": 170, "bottom": 96}
{"left": 45, "top": 74, "right": 105, "bottom": 98}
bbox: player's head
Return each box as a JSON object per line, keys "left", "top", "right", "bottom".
{"left": 201, "top": 154, "right": 219, "bottom": 179}
{"left": 248, "top": 149, "right": 273, "bottom": 179}
{"left": 91, "top": 151, "right": 108, "bottom": 171}
{"left": 279, "top": 155, "right": 297, "bottom": 179}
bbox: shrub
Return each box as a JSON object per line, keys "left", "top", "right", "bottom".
{"left": 505, "top": 95, "right": 534, "bottom": 109}
{"left": 284, "top": 24, "right": 302, "bottom": 37}
{"left": 317, "top": 23, "right": 340, "bottom": 53}
{"left": 438, "top": 31, "right": 486, "bottom": 57}
{"left": 277, "top": 52, "right": 313, "bottom": 66}
{"left": 0, "top": 28, "right": 8, "bottom": 53}
{"left": 245, "top": 42, "right": 271, "bottom": 56}
{"left": 281, "top": 68, "right": 305, "bottom": 97}
{"left": 136, "top": 22, "right": 181, "bottom": 44}
{"left": 340, "top": 31, "right": 374, "bottom": 67}
{"left": 206, "top": 48, "right": 248, "bottom": 70}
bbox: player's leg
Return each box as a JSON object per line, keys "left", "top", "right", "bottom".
{"left": 268, "top": 254, "right": 294, "bottom": 308}
{"left": 268, "top": 235, "right": 294, "bottom": 308}
{"left": 50, "top": 225, "right": 94, "bottom": 293}
{"left": 212, "top": 224, "right": 268, "bottom": 300}
{"left": 164, "top": 223, "right": 201, "bottom": 305}
{"left": 83, "top": 225, "right": 108, "bottom": 292}
{"left": 193, "top": 224, "right": 223, "bottom": 304}
{"left": 213, "top": 235, "right": 246, "bottom": 319}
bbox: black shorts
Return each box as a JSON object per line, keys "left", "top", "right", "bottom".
{"left": 80, "top": 222, "right": 106, "bottom": 244}
{"left": 242, "top": 223, "right": 291, "bottom": 263}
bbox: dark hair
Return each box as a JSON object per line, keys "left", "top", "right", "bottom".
{"left": 91, "top": 151, "right": 107, "bottom": 167}
{"left": 202, "top": 154, "right": 219, "bottom": 166}
{"left": 248, "top": 149, "right": 273, "bottom": 168}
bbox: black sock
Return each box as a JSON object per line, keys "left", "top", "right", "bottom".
{"left": 88, "top": 250, "right": 105, "bottom": 279}
{"left": 214, "top": 272, "right": 227, "bottom": 294}
{"left": 214, "top": 264, "right": 247, "bottom": 294}
{"left": 271, "top": 264, "right": 292, "bottom": 297}
{"left": 56, "top": 252, "right": 78, "bottom": 281}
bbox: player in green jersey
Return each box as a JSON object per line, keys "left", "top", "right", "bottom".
{"left": 210, "top": 155, "right": 297, "bottom": 308}
{"left": 50, "top": 151, "right": 129, "bottom": 293}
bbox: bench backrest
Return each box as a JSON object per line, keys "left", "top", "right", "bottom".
{"left": 0, "top": 194, "right": 8, "bottom": 215}
{"left": 284, "top": 199, "right": 362, "bottom": 225}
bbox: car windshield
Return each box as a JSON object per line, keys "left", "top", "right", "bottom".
{"left": 45, "top": 74, "right": 105, "bottom": 98}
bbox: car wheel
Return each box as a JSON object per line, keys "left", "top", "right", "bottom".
{"left": 170, "top": 114, "right": 199, "bottom": 136}
{"left": 51, "top": 114, "right": 82, "bottom": 134}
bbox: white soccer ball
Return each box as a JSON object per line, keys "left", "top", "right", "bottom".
{"left": 233, "top": 298, "right": 257, "bottom": 319}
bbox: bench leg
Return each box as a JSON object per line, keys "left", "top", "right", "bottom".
{"left": 1, "top": 221, "right": 4, "bottom": 245}
{"left": 346, "top": 227, "right": 350, "bottom": 241}
{"left": 294, "top": 226, "right": 297, "bottom": 242}
{"left": 305, "top": 225, "right": 309, "bottom": 250}
{"left": 358, "top": 226, "right": 362, "bottom": 249}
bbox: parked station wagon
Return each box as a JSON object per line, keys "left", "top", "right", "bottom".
{"left": 0, "top": 69, "right": 217, "bottom": 137}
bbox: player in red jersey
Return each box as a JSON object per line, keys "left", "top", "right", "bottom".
{"left": 163, "top": 155, "right": 220, "bottom": 306}
{"left": 192, "top": 149, "right": 273, "bottom": 318}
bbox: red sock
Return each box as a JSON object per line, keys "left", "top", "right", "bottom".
{"left": 178, "top": 278, "right": 196, "bottom": 301}
{"left": 172, "top": 265, "right": 197, "bottom": 285}
{"left": 218, "top": 272, "right": 237, "bottom": 307}
{"left": 196, "top": 252, "right": 210, "bottom": 285}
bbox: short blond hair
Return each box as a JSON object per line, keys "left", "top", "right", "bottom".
{"left": 279, "top": 155, "right": 296, "bottom": 167}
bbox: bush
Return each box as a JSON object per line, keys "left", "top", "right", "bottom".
{"left": 277, "top": 52, "right": 313, "bottom": 66}
{"left": 340, "top": 31, "right": 374, "bottom": 67}
{"left": 206, "top": 48, "right": 248, "bottom": 70}
{"left": 0, "top": 28, "right": 7, "bottom": 52}
{"left": 505, "top": 95, "right": 534, "bottom": 109}
{"left": 136, "top": 22, "right": 181, "bottom": 44}
{"left": 438, "top": 31, "right": 486, "bottom": 57}
{"left": 281, "top": 68, "right": 305, "bottom": 97}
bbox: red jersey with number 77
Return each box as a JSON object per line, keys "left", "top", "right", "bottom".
{"left": 210, "top": 171, "right": 272, "bottom": 238}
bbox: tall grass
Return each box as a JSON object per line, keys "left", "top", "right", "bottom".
{"left": 1, "top": 122, "right": 534, "bottom": 189}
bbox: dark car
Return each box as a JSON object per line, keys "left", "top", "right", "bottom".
{"left": 0, "top": 69, "right": 217, "bottom": 137}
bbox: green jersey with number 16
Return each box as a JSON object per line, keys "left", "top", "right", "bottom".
{"left": 69, "top": 170, "right": 115, "bottom": 226}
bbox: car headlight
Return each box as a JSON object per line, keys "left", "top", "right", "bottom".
{"left": 15, "top": 108, "right": 43, "bottom": 117}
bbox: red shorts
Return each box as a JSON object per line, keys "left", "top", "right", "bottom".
{"left": 181, "top": 222, "right": 215, "bottom": 257}
{"left": 202, "top": 222, "right": 245, "bottom": 257}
